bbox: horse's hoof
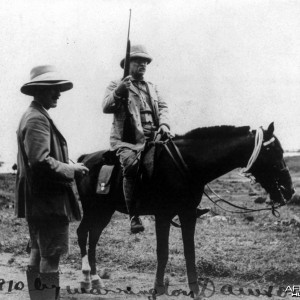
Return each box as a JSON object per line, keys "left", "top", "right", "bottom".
{"left": 91, "top": 274, "right": 105, "bottom": 289}
{"left": 154, "top": 285, "right": 165, "bottom": 295}
{"left": 82, "top": 269, "right": 91, "bottom": 283}
{"left": 80, "top": 280, "right": 91, "bottom": 290}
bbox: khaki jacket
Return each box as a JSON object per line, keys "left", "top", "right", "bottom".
{"left": 15, "top": 101, "right": 81, "bottom": 223}
{"left": 102, "top": 79, "right": 170, "bottom": 151}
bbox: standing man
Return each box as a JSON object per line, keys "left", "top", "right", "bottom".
{"left": 102, "top": 45, "right": 171, "bottom": 234}
{"left": 16, "top": 65, "right": 89, "bottom": 300}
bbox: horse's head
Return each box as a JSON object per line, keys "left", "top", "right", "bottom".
{"left": 247, "top": 123, "right": 295, "bottom": 205}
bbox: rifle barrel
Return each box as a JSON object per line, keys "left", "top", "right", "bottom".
{"left": 123, "top": 9, "right": 132, "bottom": 79}
{"left": 127, "top": 9, "right": 131, "bottom": 41}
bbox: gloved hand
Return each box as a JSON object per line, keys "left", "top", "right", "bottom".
{"left": 114, "top": 75, "right": 132, "bottom": 99}
{"left": 157, "top": 124, "right": 171, "bottom": 141}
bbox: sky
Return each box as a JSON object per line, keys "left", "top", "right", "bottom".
{"left": 1, "top": 0, "right": 300, "bottom": 171}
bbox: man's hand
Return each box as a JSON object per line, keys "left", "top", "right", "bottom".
{"left": 72, "top": 163, "right": 89, "bottom": 176}
{"left": 115, "top": 76, "right": 132, "bottom": 99}
{"left": 157, "top": 124, "right": 171, "bottom": 141}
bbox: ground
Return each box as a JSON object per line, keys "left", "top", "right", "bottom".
{"left": 0, "top": 156, "right": 300, "bottom": 300}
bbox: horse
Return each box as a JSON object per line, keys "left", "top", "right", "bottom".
{"left": 75, "top": 123, "right": 294, "bottom": 299}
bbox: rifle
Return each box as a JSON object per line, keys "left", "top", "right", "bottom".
{"left": 122, "top": 9, "right": 136, "bottom": 144}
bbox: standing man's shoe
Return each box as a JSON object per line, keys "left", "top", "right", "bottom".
{"left": 130, "top": 216, "right": 145, "bottom": 234}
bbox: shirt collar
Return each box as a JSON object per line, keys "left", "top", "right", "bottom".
{"left": 131, "top": 77, "right": 145, "bottom": 84}
{"left": 31, "top": 100, "right": 52, "bottom": 118}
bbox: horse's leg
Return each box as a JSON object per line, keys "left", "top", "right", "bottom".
{"left": 77, "top": 214, "right": 89, "bottom": 258}
{"left": 154, "top": 214, "right": 171, "bottom": 295}
{"left": 87, "top": 207, "right": 115, "bottom": 289}
{"left": 77, "top": 211, "right": 91, "bottom": 288}
{"left": 179, "top": 210, "right": 200, "bottom": 299}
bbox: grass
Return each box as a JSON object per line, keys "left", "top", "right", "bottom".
{"left": 1, "top": 156, "right": 300, "bottom": 286}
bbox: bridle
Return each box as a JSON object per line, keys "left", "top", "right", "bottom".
{"left": 240, "top": 127, "right": 273, "bottom": 180}
{"left": 205, "top": 128, "right": 288, "bottom": 217}
{"left": 163, "top": 127, "right": 288, "bottom": 218}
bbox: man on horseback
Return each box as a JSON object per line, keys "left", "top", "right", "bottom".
{"left": 102, "top": 45, "right": 171, "bottom": 233}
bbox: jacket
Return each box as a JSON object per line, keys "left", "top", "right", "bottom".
{"left": 15, "top": 100, "right": 81, "bottom": 223}
{"left": 102, "top": 78, "right": 170, "bottom": 151}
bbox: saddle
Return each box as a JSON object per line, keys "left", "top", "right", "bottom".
{"left": 95, "top": 143, "right": 160, "bottom": 195}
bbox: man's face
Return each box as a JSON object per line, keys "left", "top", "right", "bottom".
{"left": 37, "top": 86, "right": 61, "bottom": 110}
{"left": 129, "top": 58, "right": 148, "bottom": 79}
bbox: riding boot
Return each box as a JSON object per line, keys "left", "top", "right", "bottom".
{"left": 39, "top": 272, "right": 60, "bottom": 300}
{"left": 123, "top": 177, "right": 144, "bottom": 234}
{"left": 26, "top": 265, "right": 42, "bottom": 300}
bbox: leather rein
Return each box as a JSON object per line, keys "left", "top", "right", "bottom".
{"left": 161, "top": 129, "right": 283, "bottom": 218}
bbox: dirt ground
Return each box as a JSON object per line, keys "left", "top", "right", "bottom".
{"left": 0, "top": 252, "right": 294, "bottom": 300}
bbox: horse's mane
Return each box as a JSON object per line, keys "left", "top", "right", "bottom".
{"left": 175, "top": 125, "right": 251, "bottom": 140}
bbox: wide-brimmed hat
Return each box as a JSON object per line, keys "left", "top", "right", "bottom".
{"left": 120, "top": 44, "right": 152, "bottom": 69}
{"left": 21, "top": 65, "right": 73, "bottom": 96}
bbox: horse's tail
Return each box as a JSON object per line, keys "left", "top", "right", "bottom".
{"left": 78, "top": 154, "right": 87, "bottom": 163}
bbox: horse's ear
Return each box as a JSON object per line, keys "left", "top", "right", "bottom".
{"left": 266, "top": 122, "right": 275, "bottom": 137}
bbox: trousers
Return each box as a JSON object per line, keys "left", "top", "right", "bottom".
{"left": 116, "top": 147, "right": 142, "bottom": 217}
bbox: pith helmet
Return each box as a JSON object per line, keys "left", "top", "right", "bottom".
{"left": 120, "top": 44, "right": 153, "bottom": 69}
{"left": 21, "top": 65, "right": 73, "bottom": 96}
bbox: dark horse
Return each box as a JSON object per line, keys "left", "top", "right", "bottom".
{"left": 75, "top": 123, "right": 294, "bottom": 299}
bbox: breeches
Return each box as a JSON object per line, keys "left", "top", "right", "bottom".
{"left": 28, "top": 221, "right": 69, "bottom": 258}
{"left": 116, "top": 147, "right": 142, "bottom": 178}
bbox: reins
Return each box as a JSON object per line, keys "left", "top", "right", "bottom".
{"left": 162, "top": 139, "right": 189, "bottom": 179}
{"left": 204, "top": 185, "right": 282, "bottom": 217}
{"left": 162, "top": 128, "right": 283, "bottom": 219}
